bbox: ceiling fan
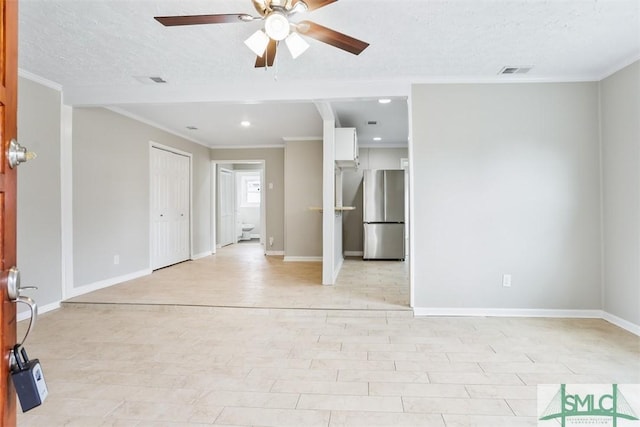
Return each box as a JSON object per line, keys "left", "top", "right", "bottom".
{"left": 155, "top": 0, "right": 370, "bottom": 68}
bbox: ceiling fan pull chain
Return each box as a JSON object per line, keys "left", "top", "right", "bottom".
{"left": 274, "top": 41, "right": 279, "bottom": 81}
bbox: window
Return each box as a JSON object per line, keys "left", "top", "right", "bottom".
{"left": 239, "top": 173, "right": 261, "bottom": 207}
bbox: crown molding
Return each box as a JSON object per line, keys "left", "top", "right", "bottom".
{"left": 18, "top": 69, "right": 63, "bottom": 91}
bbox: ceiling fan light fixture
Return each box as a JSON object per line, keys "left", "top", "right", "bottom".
{"left": 264, "top": 12, "right": 290, "bottom": 41}
{"left": 244, "top": 30, "right": 270, "bottom": 56}
{"left": 285, "top": 32, "right": 309, "bottom": 59}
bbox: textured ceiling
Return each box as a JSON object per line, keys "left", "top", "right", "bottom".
{"left": 18, "top": 0, "right": 640, "bottom": 147}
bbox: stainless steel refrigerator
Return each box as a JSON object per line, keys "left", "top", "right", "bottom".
{"left": 363, "top": 169, "right": 405, "bottom": 260}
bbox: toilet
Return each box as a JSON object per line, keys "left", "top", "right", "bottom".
{"left": 241, "top": 223, "right": 254, "bottom": 241}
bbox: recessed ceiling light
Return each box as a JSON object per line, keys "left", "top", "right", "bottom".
{"left": 373, "top": 137, "right": 382, "bottom": 141}
{"left": 378, "top": 98, "right": 392, "bottom": 104}
{"left": 241, "top": 121, "right": 251, "bottom": 127}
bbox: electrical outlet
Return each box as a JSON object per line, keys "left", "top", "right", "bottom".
{"left": 114, "top": 255, "right": 120, "bottom": 265}
{"left": 269, "top": 237, "right": 274, "bottom": 247}
{"left": 502, "top": 274, "right": 512, "bottom": 287}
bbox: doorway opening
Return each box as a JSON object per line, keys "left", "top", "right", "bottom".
{"left": 212, "top": 160, "right": 266, "bottom": 255}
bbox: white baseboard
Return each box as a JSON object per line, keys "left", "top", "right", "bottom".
{"left": 413, "top": 307, "right": 603, "bottom": 318}
{"left": 602, "top": 311, "right": 640, "bottom": 336}
{"left": 251, "top": 233, "right": 260, "bottom": 239}
{"left": 413, "top": 307, "right": 639, "bottom": 337}
{"left": 266, "top": 250, "right": 284, "bottom": 256}
{"left": 344, "top": 251, "right": 363, "bottom": 257}
{"left": 65, "top": 269, "right": 152, "bottom": 300}
{"left": 284, "top": 256, "right": 322, "bottom": 262}
{"left": 192, "top": 251, "right": 212, "bottom": 260}
{"left": 18, "top": 301, "right": 61, "bottom": 322}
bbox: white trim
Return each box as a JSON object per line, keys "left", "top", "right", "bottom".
{"left": 109, "top": 107, "right": 210, "bottom": 149}
{"left": 283, "top": 256, "right": 323, "bottom": 262}
{"left": 413, "top": 308, "right": 639, "bottom": 337}
{"left": 602, "top": 311, "right": 640, "bottom": 336}
{"left": 65, "top": 269, "right": 152, "bottom": 300}
{"left": 407, "top": 95, "right": 415, "bottom": 309}
{"left": 281, "top": 136, "right": 323, "bottom": 142}
{"left": 344, "top": 251, "right": 363, "bottom": 257}
{"left": 192, "top": 252, "right": 212, "bottom": 260}
{"left": 413, "top": 307, "right": 603, "bottom": 318}
{"left": 211, "top": 144, "right": 285, "bottom": 149}
{"left": 211, "top": 161, "right": 217, "bottom": 255}
{"left": 597, "top": 80, "right": 606, "bottom": 311}
{"left": 266, "top": 250, "right": 285, "bottom": 256}
{"left": 260, "top": 167, "right": 266, "bottom": 251}
{"left": 149, "top": 140, "right": 192, "bottom": 158}
{"left": 18, "top": 69, "right": 62, "bottom": 91}
{"left": 333, "top": 255, "right": 344, "bottom": 283}
{"left": 598, "top": 55, "right": 640, "bottom": 81}
{"left": 409, "top": 75, "right": 600, "bottom": 85}
{"left": 17, "top": 301, "right": 62, "bottom": 322}
{"left": 320, "top": 108, "right": 337, "bottom": 285}
{"left": 60, "top": 105, "right": 74, "bottom": 300}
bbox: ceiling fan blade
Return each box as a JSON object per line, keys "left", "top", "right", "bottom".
{"left": 293, "top": 0, "right": 338, "bottom": 12}
{"left": 252, "top": 0, "right": 271, "bottom": 16}
{"left": 255, "top": 39, "right": 278, "bottom": 68}
{"left": 296, "top": 20, "right": 369, "bottom": 55}
{"left": 154, "top": 14, "right": 253, "bottom": 26}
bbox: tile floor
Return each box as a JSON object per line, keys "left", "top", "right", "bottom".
{"left": 67, "top": 243, "right": 410, "bottom": 310}
{"left": 17, "top": 244, "right": 640, "bottom": 426}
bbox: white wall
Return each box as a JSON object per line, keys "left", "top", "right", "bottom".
{"left": 72, "top": 108, "right": 211, "bottom": 288}
{"left": 600, "top": 61, "right": 640, "bottom": 327}
{"left": 411, "top": 82, "right": 602, "bottom": 311}
{"left": 17, "top": 75, "right": 63, "bottom": 310}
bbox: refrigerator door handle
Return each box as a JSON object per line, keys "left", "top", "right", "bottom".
{"left": 383, "top": 171, "right": 387, "bottom": 222}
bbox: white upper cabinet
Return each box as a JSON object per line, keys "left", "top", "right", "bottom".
{"left": 335, "top": 127, "right": 358, "bottom": 168}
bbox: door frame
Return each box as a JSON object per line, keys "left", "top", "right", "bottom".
{"left": 211, "top": 160, "right": 266, "bottom": 255}
{"left": 148, "top": 142, "right": 193, "bottom": 269}
{"left": 1, "top": 0, "right": 18, "bottom": 422}
{"left": 217, "top": 166, "right": 236, "bottom": 248}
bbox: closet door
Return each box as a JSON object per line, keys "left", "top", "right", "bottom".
{"left": 151, "top": 147, "right": 190, "bottom": 269}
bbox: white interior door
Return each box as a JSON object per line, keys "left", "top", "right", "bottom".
{"left": 151, "top": 147, "right": 191, "bottom": 269}
{"left": 218, "top": 168, "right": 235, "bottom": 247}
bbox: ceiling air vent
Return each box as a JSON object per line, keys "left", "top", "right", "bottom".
{"left": 499, "top": 66, "right": 532, "bottom": 75}
{"left": 133, "top": 75, "right": 168, "bottom": 84}
{"left": 367, "top": 120, "right": 378, "bottom": 125}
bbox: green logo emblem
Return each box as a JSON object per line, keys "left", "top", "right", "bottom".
{"left": 539, "top": 384, "right": 639, "bottom": 426}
